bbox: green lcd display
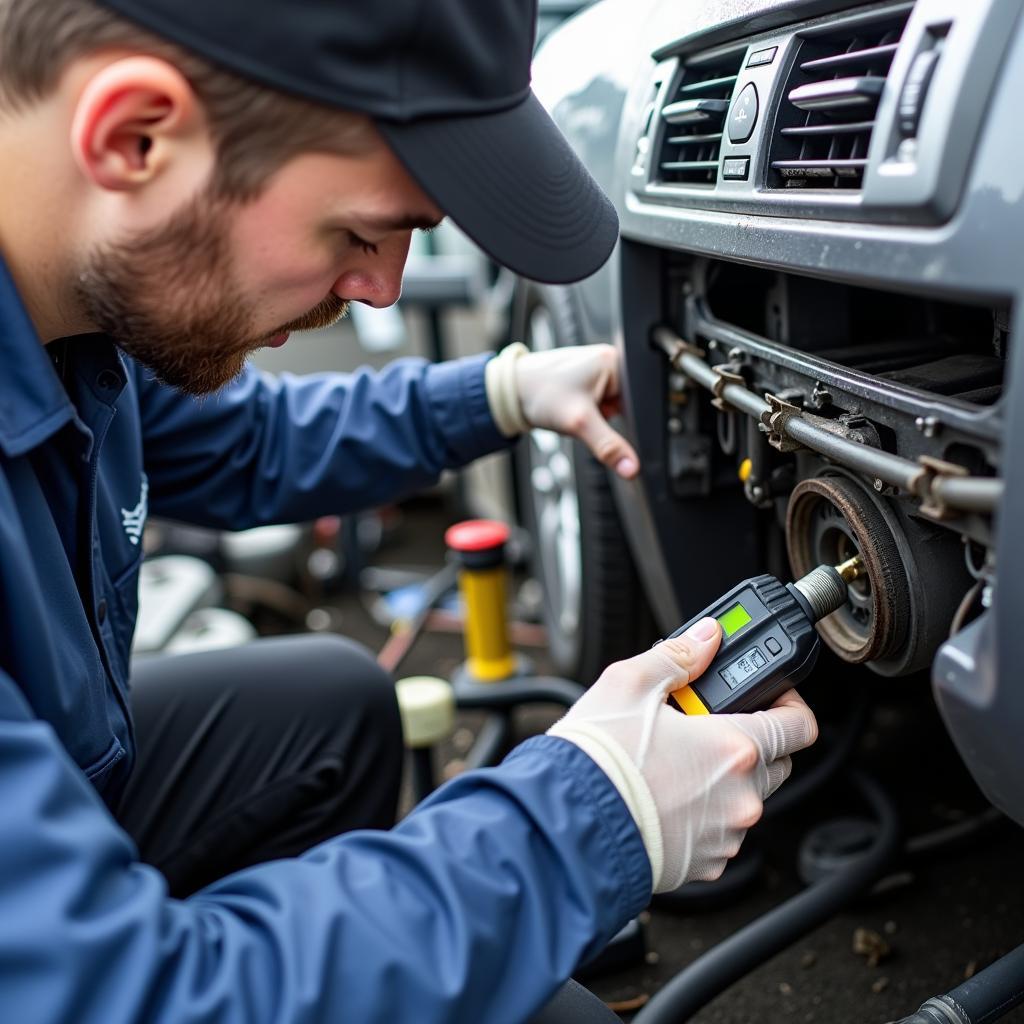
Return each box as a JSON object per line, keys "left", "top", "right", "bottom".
{"left": 717, "top": 602, "right": 753, "bottom": 637}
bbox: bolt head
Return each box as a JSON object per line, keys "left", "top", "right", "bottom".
{"left": 873, "top": 478, "right": 884, "bottom": 492}
{"left": 668, "top": 418, "right": 683, "bottom": 434}
{"left": 531, "top": 465, "right": 555, "bottom": 495}
{"left": 897, "top": 138, "right": 918, "bottom": 162}
{"left": 810, "top": 383, "right": 831, "bottom": 409}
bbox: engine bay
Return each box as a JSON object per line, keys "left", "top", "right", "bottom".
{"left": 657, "top": 258, "right": 1004, "bottom": 678}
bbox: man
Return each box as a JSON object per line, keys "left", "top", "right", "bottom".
{"left": 0, "top": 0, "right": 819, "bottom": 1021}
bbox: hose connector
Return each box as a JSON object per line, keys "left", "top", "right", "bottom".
{"left": 793, "top": 556, "right": 862, "bottom": 624}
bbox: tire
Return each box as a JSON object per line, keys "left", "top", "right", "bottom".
{"left": 514, "top": 285, "right": 656, "bottom": 684}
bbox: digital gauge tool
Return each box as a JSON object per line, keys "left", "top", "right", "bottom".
{"left": 664, "top": 557, "right": 863, "bottom": 715}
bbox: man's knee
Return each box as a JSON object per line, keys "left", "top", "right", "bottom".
{"left": 271, "top": 633, "right": 400, "bottom": 737}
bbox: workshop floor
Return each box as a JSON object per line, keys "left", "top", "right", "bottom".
{"left": 328, "top": 490, "right": 1024, "bottom": 1024}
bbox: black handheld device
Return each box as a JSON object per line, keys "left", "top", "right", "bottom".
{"left": 664, "top": 558, "right": 861, "bottom": 715}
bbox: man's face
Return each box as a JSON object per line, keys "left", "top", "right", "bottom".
{"left": 75, "top": 140, "right": 443, "bottom": 395}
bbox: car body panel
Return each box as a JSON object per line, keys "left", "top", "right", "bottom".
{"left": 535, "top": 0, "right": 1024, "bottom": 823}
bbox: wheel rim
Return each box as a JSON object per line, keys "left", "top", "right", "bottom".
{"left": 526, "top": 306, "right": 582, "bottom": 639}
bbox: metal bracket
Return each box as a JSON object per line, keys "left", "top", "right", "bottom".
{"left": 653, "top": 326, "right": 705, "bottom": 366}
{"left": 760, "top": 393, "right": 805, "bottom": 453}
{"left": 918, "top": 455, "right": 969, "bottom": 521}
{"left": 672, "top": 338, "right": 707, "bottom": 365}
{"left": 710, "top": 364, "right": 747, "bottom": 413}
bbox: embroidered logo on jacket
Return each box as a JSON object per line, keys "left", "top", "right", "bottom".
{"left": 121, "top": 475, "right": 149, "bottom": 546}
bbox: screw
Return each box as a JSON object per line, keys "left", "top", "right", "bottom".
{"left": 669, "top": 373, "right": 687, "bottom": 391}
{"left": 750, "top": 484, "right": 766, "bottom": 502}
{"left": 668, "top": 417, "right": 683, "bottom": 434}
{"left": 809, "top": 383, "right": 832, "bottom": 409}
{"left": 897, "top": 138, "right": 918, "bottom": 163}
{"left": 915, "top": 415, "right": 941, "bottom": 438}
{"left": 873, "top": 478, "right": 884, "bottom": 492}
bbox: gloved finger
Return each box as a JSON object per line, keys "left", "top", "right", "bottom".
{"left": 648, "top": 617, "right": 723, "bottom": 694}
{"left": 683, "top": 856, "right": 729, "bottom": 885}
{"left": 600, "top": 616, "right": 722, "bottom": 701}
{"left": 763, "top": 755, "right": 793, "bottom": 798}
{"left": 565, "top": 400, "right": 640, "bottom": 480}
{"left": 731, "top": 692, "right": 818, "bottom": 762}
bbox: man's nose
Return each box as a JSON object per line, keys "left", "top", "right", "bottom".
{"left": 333, "top": 234, "right": 411, "bottom": 308}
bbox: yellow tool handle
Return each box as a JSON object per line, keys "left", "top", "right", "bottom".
{"left": 668, "top": 684, "right": 711, "bottom": 715}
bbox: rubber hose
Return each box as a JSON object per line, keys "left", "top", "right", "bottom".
{"left": 941, "top": 940, "right": 1024, "bottom": 1024}
{"left": 632, "top": 771, "right": 900, "bottom": 1024}
{"left": 892, "top": 942, "right": 1024, "bottom": 1024}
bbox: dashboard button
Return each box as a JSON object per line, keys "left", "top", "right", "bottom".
{"left": 765, "top": 636, "right": 782, "bottom": 656}
{"left": 747, "top": 46, "right": 778, "bottom": 68}
{"left": 728, "top": 83, "right": 758, "bottom": 144}
{"left": 722, "top": 157, "right": 750, "bottom": 180}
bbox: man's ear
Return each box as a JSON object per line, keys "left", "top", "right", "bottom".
{"left": 70, "top": 56, "right": 208, "bottom": 191}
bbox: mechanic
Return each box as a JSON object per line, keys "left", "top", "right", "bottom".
{"left": 0, "top": 0, "right": 819, "bottom": 1021}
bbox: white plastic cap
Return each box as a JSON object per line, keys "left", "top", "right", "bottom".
{"left": 395, "top": 676, "right": 456, "bottom": 749}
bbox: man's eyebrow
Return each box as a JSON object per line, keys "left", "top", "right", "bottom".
{"left": 358, "top": 213, "right": 445, "bottom": 232}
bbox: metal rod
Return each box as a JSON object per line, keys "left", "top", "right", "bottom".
{"left": 931, "top": 476, "right": 1004, "bottom": 513}
{"left": 652, "top": 327, "right": 1002, "bottom": 515}
{"left": 786, "top": 415, "right": 923, "bottom": 492}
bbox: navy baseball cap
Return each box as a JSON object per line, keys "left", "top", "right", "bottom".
{"left": 94, "top": 0, "right": 619, "bottom": 284}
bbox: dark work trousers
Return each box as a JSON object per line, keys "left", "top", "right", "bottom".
{"left": 116, "top": 634, "right": 403, "bottom": 898}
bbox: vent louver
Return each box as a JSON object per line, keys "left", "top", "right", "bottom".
{"left": 768, "top": 8, "right": 912, "bottom": 190}
{"left": 656, "top": 48, "right": 745, "bottom": 186}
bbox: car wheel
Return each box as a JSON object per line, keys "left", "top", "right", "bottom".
{"left": 516, "top": 285, "right": 655, "bottom": 684}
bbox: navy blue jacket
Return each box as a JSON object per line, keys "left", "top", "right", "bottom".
{"left": 0, "top": 257, "right": 650, "bottom": 1022}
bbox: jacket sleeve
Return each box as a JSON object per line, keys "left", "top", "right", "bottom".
{"left": 132, "top": 353, "right": 512, "bottom": 529}
{"left": 0, "top": 671, "right": 650, "bottom": 1024}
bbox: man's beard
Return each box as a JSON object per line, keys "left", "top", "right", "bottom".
{"left": 74, "top": 192, "right": 349, "bottom": 396}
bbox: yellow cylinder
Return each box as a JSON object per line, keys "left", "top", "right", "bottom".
{"left": 459, "top": 565, "right": 517, "bottom": 681}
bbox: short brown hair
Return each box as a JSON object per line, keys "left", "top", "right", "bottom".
{"left": 0, "top": 0, "right": 376, "bottom": 200}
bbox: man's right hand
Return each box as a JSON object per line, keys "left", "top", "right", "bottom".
{"left": 548, "top": 618, "right": 818, "bottom": 893}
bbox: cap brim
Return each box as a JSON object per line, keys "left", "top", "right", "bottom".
{"left": 378, "top": 92, "right": 618, "bottom": 285}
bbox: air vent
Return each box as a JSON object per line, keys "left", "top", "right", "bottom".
{"left": 768, "top": 7, "right": 912, "bottom": 190}
{"left": 656, "top": 48, "right": 745, "bottom": 186}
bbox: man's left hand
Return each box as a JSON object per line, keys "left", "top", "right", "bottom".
{"left": 487, "top": 343, "right": 640, "bottom": 480}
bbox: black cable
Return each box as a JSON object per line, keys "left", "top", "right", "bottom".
{"left": 905, "top": 805, "right": 1007, "bottom": 861}
{"left": 893, "top": 941, "right": 1024, "bottom": 1024}
{"left": 632, "top": 771, "right": 900, "bottom": 1024}
{"left": 942, "top": 940, "right": 1024, "bottom": 1024}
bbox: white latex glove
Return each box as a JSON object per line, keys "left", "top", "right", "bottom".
{"left": 548, "top": 618, "right": 819, "bottom": 893}
{"left": 485, "top": 342, "right": 640, "bottom": 479}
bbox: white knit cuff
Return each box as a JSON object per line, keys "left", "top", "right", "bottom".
{"left": 548, "top": 720, "right": 664, "bottom": 892}
{"left": 485, "top": 342, "right": 531, "bottom": 437}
